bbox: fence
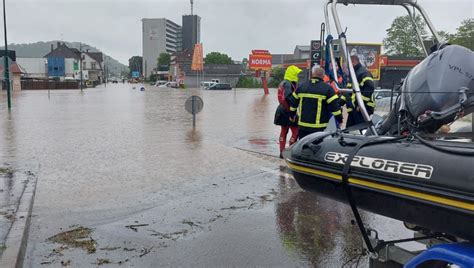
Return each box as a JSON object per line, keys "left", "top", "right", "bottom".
{"left": 20, "top": 80, "right": 79, "bottom": 90}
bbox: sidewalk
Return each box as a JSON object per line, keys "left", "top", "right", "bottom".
{"left": 0, "top": 165, "right": 38, "bottom": 267}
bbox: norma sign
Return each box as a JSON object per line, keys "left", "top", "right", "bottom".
{"left": 249, "top": 50, "right": 272, "bottom": 71}
{"left": 310, "top": 40, "right": 322, "bottom": 67}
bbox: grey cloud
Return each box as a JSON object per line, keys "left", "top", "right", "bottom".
{"left": 5, "top": 0, "right": 473, "bottom": 64}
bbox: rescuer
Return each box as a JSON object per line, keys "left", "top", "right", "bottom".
{"left": 345, "top": 55, "right": 376, "bottom": 127}
{"left": 274, "top": 65, "right": 302, "bottom": 158}
{"left": 288, "top": 67, "right": 343, "bottom": 139}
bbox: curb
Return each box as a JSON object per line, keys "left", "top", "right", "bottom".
{"left": 0, "top": 174, "right": 38, "bottom": 268}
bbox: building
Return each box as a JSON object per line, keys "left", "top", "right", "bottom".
{"left": 42, "top": 42, "right": 104, "bottom": 84}
{"left": 142, "top": 14, "right": 202, "bottom": 78}
{"left": 293, "top": 45, "right": 311, "bottom": 60}
{"left": 16, "top": 58, "right": 47, "bottom": 78}
{"left": 142, "top": 18, "right": 182, "bottom": 78}
{"left": 271, "top": 54, "right": 293, "bottom": 67}
{"left": 44, "top": 42, "right": 80, "bottom": 78}
{"left": 0, "top": 61, "right": 23, "bottom": 91}
{"left": 181, "top": 15, "right": 201, "bottom": 51}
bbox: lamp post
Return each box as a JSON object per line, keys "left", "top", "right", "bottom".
{"left": 3, "top": 0, "right": 11, "bottom": 109}
{"left": 79, "top": 43, "right": 84, "bottom": 91}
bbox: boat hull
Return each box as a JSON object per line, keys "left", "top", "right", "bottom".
{"left": 287, "top": 132, "right": 474, "bottom": 241}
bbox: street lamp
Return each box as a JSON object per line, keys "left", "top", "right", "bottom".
{"left": 3, "top": 0, "right": 11, "bottom": 109}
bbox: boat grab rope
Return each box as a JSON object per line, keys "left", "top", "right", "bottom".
{"left": 340, "top": 134, "right": 406, "bottom": 256}
{"left": 412, "top": 133, "right": 474, "bottom": 156}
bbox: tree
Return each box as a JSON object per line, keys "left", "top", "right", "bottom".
{"left": 204, "top": 52, "right": 233, "bottom": 64}
{"left": 383, "top": 15, "right": 428, "bottom": 57}
{"left": 157, "top": 53, "right": 171, "bottom": 69}
{"left": 128, "top": 56, "right": 142, "bottom": 74}
{"left": 450, "top": 18, "right": 473, "bottom": 50}
{"left": 242, "top": 58, "right": 248, "bottom": 67}
{"left": 436, "top": 30, "right": 454, "bottom": 43}
{"left": 269, "top": 66, "right": 285, "bottom": 87}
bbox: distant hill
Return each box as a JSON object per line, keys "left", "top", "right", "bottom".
{"left": 2, "top": 41, "right": 128, "bottom": 77}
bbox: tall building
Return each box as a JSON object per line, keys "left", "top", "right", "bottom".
{"left": 181, "top": 15, "right": 201, "bottom": 51}
{"left": 142, "top": 18, "right": 181, "bottom": 78}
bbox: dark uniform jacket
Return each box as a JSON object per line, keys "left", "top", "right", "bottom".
{"left": 288, "top": 78, "right": 343, "bottom": 132}
{"left": 274, "top": 80, "right": 298, "bottom": 126}
{"left": 342, "top": 63, "right": 376, "bottom": 114}
{"left": 341, "top": 63, "right": 376, "bottom": 127}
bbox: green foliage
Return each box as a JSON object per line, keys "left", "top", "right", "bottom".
{"left": 236, "top": 77, "right": 262, "bottom": 88}
{"left": 269, "top": 67, "right": 285, "bottom": 87}
{"left": 450, "top": 18, "right": 473, "bottom": 50}
{"left": 436, "top": 30, "right": 454, "bottom": 43}
{"left": 383, "top": 15, "right": 428, "bottom": 57}
{"left": 242, "top": 58, "right": 248, "bottom": 67}
{"left": 204, "top": 52, "right": 233, "bottom": 64}
{"left": 120, "top": 70, "right": 130, "bottom": 79}
{"left": 128, "top": 56, "right": 142, "bottom": 74}
{"left": 157, "top": 53, "right": 171, "bottom": 68}
{"left": 148, "top": 73, "right": 158, "bottom": 82}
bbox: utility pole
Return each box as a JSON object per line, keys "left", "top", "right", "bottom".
{"left": 103, "top": 55, "right": 106, "bottom": 88}
{"left": 3, "top": 0, "right": 11, "bottom": 109}
{"left": 80, "top": 43, "right": 83, "bottom": 91}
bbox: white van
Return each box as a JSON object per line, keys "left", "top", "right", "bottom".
{"left": 200, "top": 81, "right": 217, "bottom": 89}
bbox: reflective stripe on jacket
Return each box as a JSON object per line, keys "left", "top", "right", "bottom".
{"left": 288, "top": 78, "right": 342, "bottom": 130}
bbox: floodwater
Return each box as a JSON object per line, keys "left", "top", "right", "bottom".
{"left": 0, "top": 84, "right": 414, "bottom": 267}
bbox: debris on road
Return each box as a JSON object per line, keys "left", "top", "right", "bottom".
{"left": 47, "top": 226, "right": 96, "bottom": 254}
{"left": 125, "top": 224, "right": 149, "bottom": 232}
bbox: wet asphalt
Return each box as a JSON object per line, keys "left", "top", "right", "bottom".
{"left": 0, "top": 84, "right": 414, "bottom": 267}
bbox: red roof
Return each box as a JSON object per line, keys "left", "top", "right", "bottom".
{"left": 0, "top": 62, "right": 22, "bottom": 74}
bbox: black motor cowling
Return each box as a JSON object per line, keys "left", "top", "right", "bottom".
{"left": 378, "top": 45, "right": 474, "bottom": 134}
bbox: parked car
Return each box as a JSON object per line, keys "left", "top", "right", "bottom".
{"left": 158, "top": 81, "right": 179, "bottom": 88}
{"left": 155, "top": 80, "right": 168, "bottom": 87}
{"left": 374, "top": 89, "right": 398, "bottom": 99}
{"left": 207, "top": 83, "right": 232, "bottom": 90}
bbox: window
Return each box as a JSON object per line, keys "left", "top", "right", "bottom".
{"left": 91, "top": 62, "right": 96, "bottom": 70}
{"left": 83, "top": 61, "right": 87, "bottom": 69}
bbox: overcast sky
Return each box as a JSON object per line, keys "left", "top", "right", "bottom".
{"left": 3, "top": 0, "right": 473, "bottom": 64}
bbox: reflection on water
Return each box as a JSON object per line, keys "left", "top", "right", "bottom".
{"left": 275, "top": 174, "right": 366, "bottom": 266}
{"left": 186, "top": 128, "right": 203, "bottom": 144}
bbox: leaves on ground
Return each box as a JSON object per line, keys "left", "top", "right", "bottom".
{"left": 96, "top": 258, "right": 111, "bottom": 265}
{"left": 47, "top": 226, "right": 96, "bottom": 254}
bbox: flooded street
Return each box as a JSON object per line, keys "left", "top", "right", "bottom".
{"left": 0, "top": 84, "right": 412, "bottom": 267}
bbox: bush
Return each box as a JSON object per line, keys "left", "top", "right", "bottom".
{"left": 269, "top": 67, "right": 285, "bottom": 87}
{"left": 236, "top": 77, "right": 262, "bottom": 88}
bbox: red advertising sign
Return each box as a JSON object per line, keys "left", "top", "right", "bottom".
{"left": 249, "top": 50, "right": 272, "bottom": 71}
{"left": 379, "top": 55, "right": 388, "bottom": 66}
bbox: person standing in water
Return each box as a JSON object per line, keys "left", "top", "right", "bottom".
{"left": 274, "top": 65, "right": 302, "bottom": 158}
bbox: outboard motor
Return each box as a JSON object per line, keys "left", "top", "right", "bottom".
{"left": 378, "top": 45, "right": 474, "bottom": 134}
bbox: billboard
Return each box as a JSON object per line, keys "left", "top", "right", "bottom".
{"left": 249, "top": 50, "right": 272, "bottom": 71}
{"left": 132, "top": 71, "right": 140, "bottom": 78}
{"left": 347, "top": 43, "right": 382, "bottom": 80}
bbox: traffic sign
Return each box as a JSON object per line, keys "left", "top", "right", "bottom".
{"left": 185, "top": 95, "right": 204, "bottom": 127}
{"left": 310, "top": 40, "right": 322, "bottom": 66}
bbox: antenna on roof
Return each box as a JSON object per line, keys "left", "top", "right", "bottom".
{"left": 190, "top": 0, "right": 194, "bottom": 15}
